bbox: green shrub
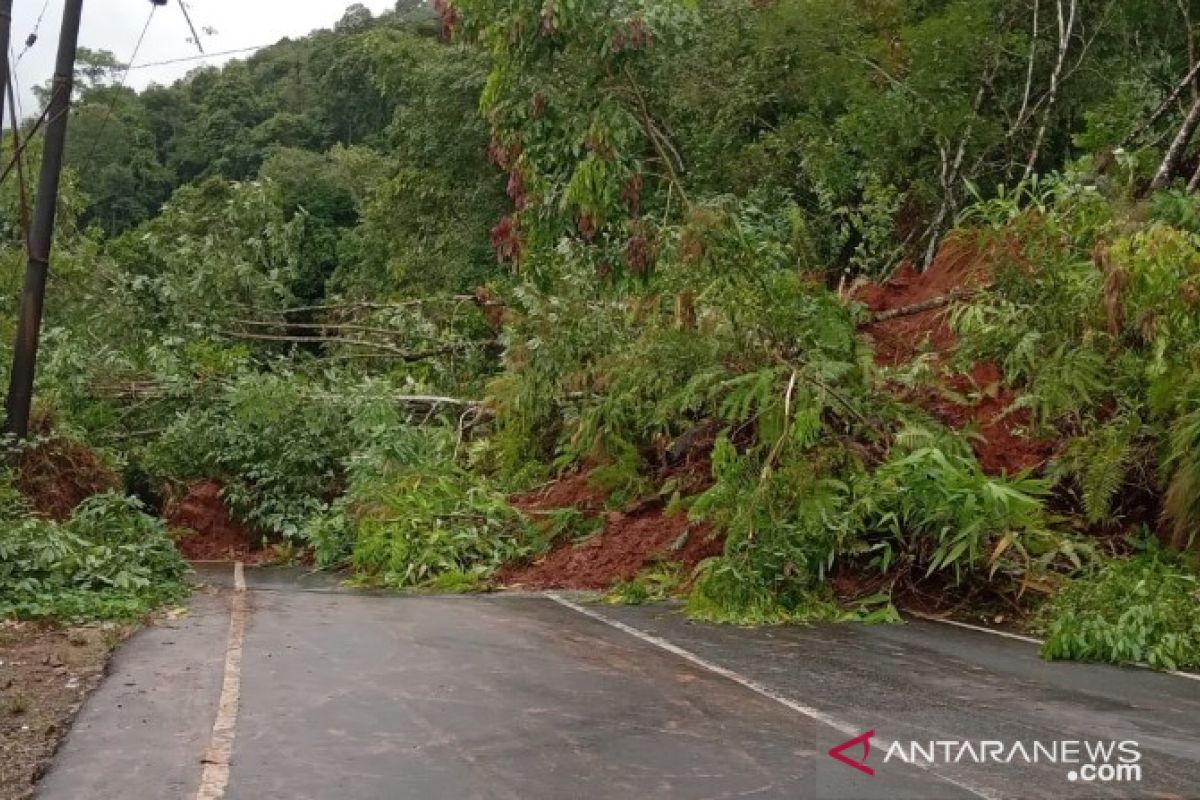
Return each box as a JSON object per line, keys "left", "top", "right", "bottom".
{"left": 341, "top": 467, "right": 538, "bottom": 590}
{"left": 686, "top": 431, "right": 1076, "bottom": 622}
{"left": 1051, "top": 410, "right": 1153, "bottom": 526}
{"left": 1164, "top": 391, "right": 1200, "bottom": 551}
{"left": 606, "top": 563, "right": 683, "bottom": 606}
{"left": 687, "top": 435, "right": 862, "bottom": 622}
{"left": 0, "top": 489, "right": 187, "bottom": 622}
{"left": 306, "top": 423, "right": 542, "bottom": 589}
{"left": 145, "top": 371, "right": 355, "bottom": 537}
{"left": 687, "top": 574, "right": 848, "bottom": 624}
{"left": 859, "top": 446, "right": 1079, "bottom": 582}
{"left": 1038, "top": 552, "right": 1200, "bottom": 670}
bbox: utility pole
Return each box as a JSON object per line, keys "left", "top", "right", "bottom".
{"left": 0, "top": 0, "right": 13, "bottom": 154}
{"left": 5, "top": 0, "right": 86, "bottom": 439}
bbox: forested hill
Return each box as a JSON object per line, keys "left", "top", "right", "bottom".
{"left": 61, "top": 1, "right": 503, "bottom": 301}
{"left": 4, "top": 0, "right": 1200, "bottom": 670}
{"left": 53, "top": 0, "right": 1200, "bottom": 299}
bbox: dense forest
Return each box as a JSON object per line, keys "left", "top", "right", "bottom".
{"left": 3, "top": 0, "right": 1200, "bottom": 669}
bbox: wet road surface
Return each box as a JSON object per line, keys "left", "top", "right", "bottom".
{"left": 35, "top": 567, "right": 1200, "bottom": 800}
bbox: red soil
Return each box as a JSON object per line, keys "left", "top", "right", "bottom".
{"left": 164, "top": 481, "right": 263, "bottom": 563}
{"left": 499, "top": 472, "right": 723, "bottom": 590}
{"left": 508, "top": 472, "right": 608, "bottom": 515}
{"left": 860, "top": 235, "right": 1053, "bottom": 475}
{"left": 909, "top": 361, "right": 1054, "bottom": 474}
{"left": 501, "top": 236, "right": 1054, "bottom": 591}
{"left": 17, "top": 435, "right": 119, "bottom": 521}
{"left": 859, "top": 235, "right": 991, "bottom": 366}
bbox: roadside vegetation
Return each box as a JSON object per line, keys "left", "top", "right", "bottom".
{"left": 2, "top": 0, "right": 1200, "bottom": 670}
{"left": 0, "top": 488, "right": 185, "bottom": 622}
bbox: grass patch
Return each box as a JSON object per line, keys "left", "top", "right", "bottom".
{"left": 605, "top": 563, "right": 684, "bottom": 605}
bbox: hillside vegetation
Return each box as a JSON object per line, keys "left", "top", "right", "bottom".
{"left": 2, "top": 0, "right": 1200, "bottom": 668}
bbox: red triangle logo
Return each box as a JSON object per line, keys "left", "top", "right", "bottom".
{"left": 828, "top": 730, "right": 876, "bottom": 776}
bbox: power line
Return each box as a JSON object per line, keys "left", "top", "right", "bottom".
{"left": 117, "top": 4, "right": 158, "bottom": 92}
{"left": 15, "top": 0, "right": 52, "bottom": 64}
{"left": 177, "top": 0, "right": 205, "bottom": 54}
{"left": 76, "top": 3, "right": 158, "bottom": 171}
{"left": 126, "top": 44, "right": 270, "bottom": 71}
{"left": 7, "top": 65, "right": 34, "bottom": 254}
{"left": 7, "top": 44, "right": 22, "bottom": 124}
{"left": 0, "top": 86, "right": 64, "bottom": 188}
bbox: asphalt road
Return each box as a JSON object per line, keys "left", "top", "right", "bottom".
{"left": 35, "top": 567, "right": 1200, "bottom": 800}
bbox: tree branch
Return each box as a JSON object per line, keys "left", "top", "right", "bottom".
{"left": 1105, "top": 59, "right": 1200, "bottom": 166}
{"left": 1150, "top": 95, "right": 1200, "bottom": 190}
{"left": 1010, "top": 0, "right": 1041, "bottom": 137}
{"left": 868, "top": 290, "right": 980, "bottom": 323}
{"left": 1023, "top": 0, "right": 1079, "bottom": 182}
{"left": 623, "top": 65, "right": 690, "bottom": 208}
{"left": 217, "top": 331, "right": 468, "bottom": 361}
{"left": 230, "top": 319, "right": 463, "bottom": 342}
{"left": 248, "top": 296, "right": 479, "bottom": 316}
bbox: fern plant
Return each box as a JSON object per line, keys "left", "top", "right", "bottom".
{"left": 1164, "top": 397, "right": 1200, "bottom": 551}
{"left": 1051, "top": 412, "right": 1151, "bottom": 525}
{"left": 1005, "top": 342, "right": 1110, "bottom": 428}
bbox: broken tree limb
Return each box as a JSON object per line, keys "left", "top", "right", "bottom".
{"left": 770, "top": 354, "right": 888, "bottom": 441}
{"left": 217, "top": 330, "right": 468, "bottom": 361}
{"left": 1099, "top": 58, "right": 1200, "bottom": 173}
{"left": 272, "top": 390, "right": 488, "bottom": 417}
{"left": 868, "top": 289, "right": 979, "bottom": 324}
{"left": 1150, "top": 95, "right": 1200, "bottom": 191}
{"left": 230, "top": 319, "right": 453, "bottom": 341}
{"left": 260, "top": 296, "right": 478, "bottom": 316}
{"left": 623, "top": 65, "right": 689, "bottom": 208}
{"left": 387, "top": 394, "right": 483, "bottom": 409}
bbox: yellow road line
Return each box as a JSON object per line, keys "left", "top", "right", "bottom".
{"left": 195, "top": 562, "right": 248, "bottom": 800}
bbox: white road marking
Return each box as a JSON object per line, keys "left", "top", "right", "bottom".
{"left": 546, "top": 593, "right": 1001, "bottom": 800}
{"left": 195, "top": 562, "right": 248, "bottom": 800}
{"left": 906, "top": 611, "right": 1200, "bottom": 683}
{"left": 905, "top": 611, "right": 1043, "bottom": 644}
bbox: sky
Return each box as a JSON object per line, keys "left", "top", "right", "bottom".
{"left": 8, "top": 0, "right": 398, "bottom": 116}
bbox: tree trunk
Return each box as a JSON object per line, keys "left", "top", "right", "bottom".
{"left": 1150, "top": 96, "right": 1200, "bottom": 191}
{"left": 1023, "top": 0, "right": 1078, "bottom": 183}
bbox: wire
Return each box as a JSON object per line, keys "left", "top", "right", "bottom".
{"left": 76, "top": 4, "right": 158, "bottom": 172}
{"left": 116, "top": 5, "right": 159, "bottom": 96}
{"left": 7, "top": 44, "right": 24, "bottom": 129}
{"left": 4, "top": 44, "right": 22, "bottom": 138}
{"left": 15, "top": 0, "right": 53, "bottom": 64}
{"left": 0, "top": 87, "right": 63, "bottom": 188}
{"left": 3, "top": 7, "right": 269, "bottom": 187}
{"left": 6, "top": 45, "right": 31, "bottom": 233}
{"left": 6, "top": 69, "right": 34, "bottom": 255}
{"left": 177, "top": 0, "right": 205, "bottom": 54}
{"left": 125, "top": 44, "right": 271, "bottom": 71}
